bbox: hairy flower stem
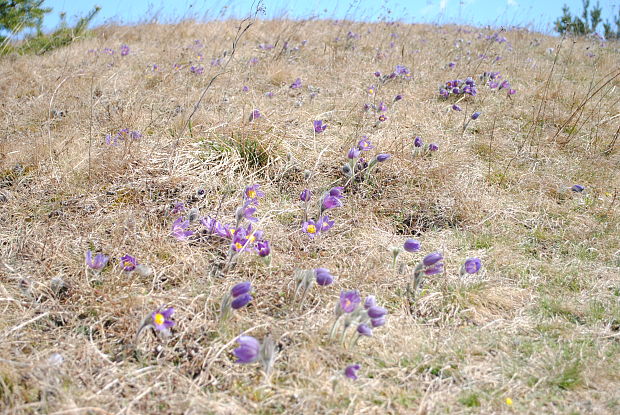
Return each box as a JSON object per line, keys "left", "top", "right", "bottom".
{"left": 329, "top": 315, "right": 343, "bottom": 340}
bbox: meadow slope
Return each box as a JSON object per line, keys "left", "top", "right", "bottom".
{"left": 1, "top": 16, "right": 619, "bottom": 414}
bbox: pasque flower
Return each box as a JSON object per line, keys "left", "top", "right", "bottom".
{"left": 340, "top": 290, "right": 361, "bottom": 313}
{"left": 300, "top": 189, "right": 312, "bottom": 202}
{"left": 463, "top": 257, "right": 482, "bottom": 274}
{"left": 315, "top": 268, "right": 334, "bottom": 286}
{"left": 231, "top": 293, "right": 252, "bottom": 309}
{"left": 322, "top": 195, "right": 343, "bottom": 210}
{"left": 414, "top": 136, "right": 423, "bottom": 148}
{"left": 151, "top": 307, "right": 175, "bottom": 331}
{"left": 244, "top": 184, "right": 265, "bottom": 204}
{"left": 231, "top": 281, "right": 252, "bottom": 297}
{"left": 234, "top": 336, "right": 260, "bottom": 363}
{"left": 357, "top": 137, "right": 374, "bottom": 151}
{"left": 120, "top": 255, "right": 138, "bottom": 271}
{"left": 344, "top": 364, "right": 361, "bottom": 380}
{"left": 171, "top": 217, "right": 194, "bottom": 240}
{"left": 85, "top": 250, "right": 109, "bottom": 270}
{"left": 302, "top": 219, "right": 319, "bottom": 237}
{"left": 290, "top": 78, "right": 302, "bottom": 89}
{"left": 313, "top": 120, "right": 327, "bottom": 133}
{"left": 357, "top": 324, "right": 372, "bottom": 337}
{"left": 404, "top": 239, "right": 421, "bottom": 253}
{"left": 428, "top": 143, "right": 439, "bottom": 152}
{"left": 376, "top": 153, "right": 391, "bottom": 162}
{"left": 348, "top": 148, "right": 361, "bottom": 159}
{"left": 571, "top": 184, "right": 585, "bottom": 192}
{"left": 256, "top": 240, "right": 271, "bottom": 257}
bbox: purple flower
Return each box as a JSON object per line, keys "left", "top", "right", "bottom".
{"left": 329, "top": 187, "right": 345, "bottom": 199}
{"left": 120, "top": 45, "right": 130, "bottom": 56}
{"left": 367, "top": 306, "right": 387, "bottom": 318}
{"left": 256, "top": 240, "right": 271, "bottom": 257}
{"left": 302, "top": 220, "right": 319, "bottom": 237}
{"left": 376, "top": 153, "right": 391, "bottom": 162}
{"left": 120, "top": 255, "right": 137, "bottom": 271}
{"left": 245, "top": 184, "right": 265, "bottom": 203}
{"left": 348, "top": 148, "right": 361, "bottom": 159}
{"left": 171, "top": 217, "right": 194, "bottom": 240}
{"left": 439, "top": 88, "right": 449, "bottom": 98}
{"left": 313, "top": 120, "right": 327, "bottom": 133}
{"left": 357, "top": 324, "right": 372, "bottom": 337}
{"left": 231, "top": 293, "right": 252, "bottom": 309}
{"left": 404, "top": 239, "right": 421, "bottom": 253}
{"left": 340, "top": 290, "right": 361, "bottom": 313}
{"left": 300, "top": 189, "right": 312, "bottom": 202}
{"left": 394, "top": 94, "right": 403, "bottom": 102}
{"left": 499, "top": 80, "right": 510, "bottom": 90}
{"left": 231, "top": 281, "right": 252, "bottom": 297}
{"left": 85, "top": 250, "right": 109, "bottom": 270}
{"left": 471, "top": 112, "right": 481, "bottom": 120}
{"left": 151, "top": 307, "right": 175, "bottom": 331}
{"left": 344, "top": 364, "right": 361, "bottom": 380}
{"left": 448, "top": 61, "right": 456, "bottom": 68}
{"left": 317, "top": 215, "right": 335, "bottom": 232}
{"left": 429, "top": 143, "right": 439, "bottom": 152}
{"left": 249, "top": 109, "right": 261, "bottom": 121}
{"left": 367, "top": 85, "right": 376, "bottom": 94}
{"left": 190, "top": 65, "right": 204, "bottom": 74}
{"left": 452, "top": 104, "right": 462, "bottom": 111}
{"left": 370, "top": 317, "right": 386, "bottom": 327}
{"left": 571, "top": 184, "right": 585, "bottom": 192}
{"left": 424, "top": 263, "right": 444, "bottom": 275}
{"left": 378, "top": 114, "right": 387, "bottom": 122}
{"left": 414, "top": 136, "right": 423, "bottom": 148}
{"left": 423, "top": 252, "right": 443, "bottom": 266}
{"left": 508, "top": 88, "right": 516, "bottom": 95}
{"left": 242, "top": 205, "right": 258, "bottom": 223}
{"left": 378, "top": 102, "right": 387, "bottom": 112}
{"left": 171, "top": 202, "right": 185, "bottom": 215}
{"left": 322, "top": 196, "right": 342, "bottom": 210}
{"left": 357, "top": 137, "right": 374, "bottom": 151}
{"left": 374, "top": 71, "right": 381, "bottom": 77}
{"left": 242, "top": 86, "right": 249, "bottom": 92}
{"left": 290, "top": 78, "right": 302, "bottom": 89}
{"left": 463, "top": 257, "right": 482, "bottom": 274}
{"left": 394, "top": 64, "right": 411, "bottom": 77}
{"left": 364, "top": 296, "right": 376, "bottom": 309}
{"left": 234, "top": 336, "right": 260, "bottom": 363}
{"left": 315, "top": 268, "right": 334, "bottom": 286}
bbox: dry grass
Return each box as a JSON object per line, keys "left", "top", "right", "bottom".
{"left": 1, "top": 16, "right": 619, "bottom": 414}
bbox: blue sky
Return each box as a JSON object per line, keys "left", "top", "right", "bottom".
{"left": 39, "top": 0, "right": 620, "bottom": 35}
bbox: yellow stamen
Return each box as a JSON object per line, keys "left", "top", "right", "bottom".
{"left": 235, "top": 242, "right": 243, "bottom": 250}
{"left": 154, "top": 313, "right": 164, "bottom": 325}
{"left": 307, "top": 225, "right": 316, "bottom": 234}
{"left": 505, "top": 398, "right": 513, "bottom": 406}
{"left": 248, "top": 235, "right": 256, "bottom": 243}
{"left": 247, "top": 190, "right": 257, "bottom": 199}
{"left": 123, "top": 261, "right": 133, "bottom": 268}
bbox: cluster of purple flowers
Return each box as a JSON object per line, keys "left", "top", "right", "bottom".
{"left": 412, "top": 136, "right": 439, "bottom": 155}
{"left": 343, "top": 136, "right": 391, "bottom": 180}
{"left": 199, "top": 185, "right": 271, "bottom": 258}
{"left": 439, "top": 77, "right": 477, "bottom": 98}
{"left": 220, "top": 281, "right": 254, "bottom": 321}
{"left": 300, "top": 186, "right": 344, "bottom": 238}
{"left": 189, "top": 65, "right": 204, "bottom": 75}
{"left": 481, "top": 72, "right": 516, "bottom": 95}
{"left": 331, "top": 291, "right": 388, "bottom": 349}
{"left": 120, "top": 45, "right": 130, "bottom": 56}
{"left": 105, "top": 128, "right": 142, "bottom": 146}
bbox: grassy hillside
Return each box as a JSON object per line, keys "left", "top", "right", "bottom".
{"left": 1, "top": 15, "right": 619, "bottom": 414}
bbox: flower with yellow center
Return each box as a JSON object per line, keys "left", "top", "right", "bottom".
{"left": 307, "top": 225, "right": 316, "bottom": 234}
{"left": 153, "top": 313, "right": 165, "bottom": 326}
